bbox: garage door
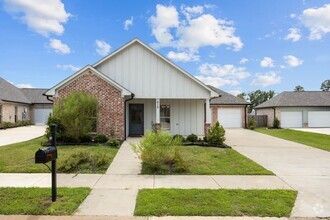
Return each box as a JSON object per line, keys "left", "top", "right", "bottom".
{"left": 33, "top": 108, "right": 52, "bottom": 125}
{"left": 308, "top": 111, "right": 330, "bottom": 127}
{"left": 280, "top": 111, "right": 302, "bottom": 128}
{"left": 217, "top": 108, "right": 242, "bottom": 128}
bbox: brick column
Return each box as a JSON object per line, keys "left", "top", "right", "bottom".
{"left": 155, "top": 123, "right": 161, "bottom": 132}
{"left": 204, "top": 123, "right": 211, "bottom": 136}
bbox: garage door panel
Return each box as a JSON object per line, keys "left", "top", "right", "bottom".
{"left": 217, "top": 108, "right": 242, "bottom": 128}
{"left": 281, "top": 111, "right": 302, "bottom": 128}
{"left": 33, "top": 108, "right": 52, "bottom": 125}
{"left": 308, "top": 111, "right": 330, "bottom": 128}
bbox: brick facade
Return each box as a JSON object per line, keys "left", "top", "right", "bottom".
{"left": 54, "top": 70, "right": 125, "bottom": 140}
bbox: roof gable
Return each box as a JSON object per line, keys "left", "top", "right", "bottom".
{"left": 208, "top": 85, "right": 250, "bottom": 105}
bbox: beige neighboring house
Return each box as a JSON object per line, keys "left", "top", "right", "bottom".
{"left": 208, "top": 85, "right": 250, "bottom": 128}
{"left": 0, "top": 77, "right": 53, "bottom": 125}
{"left": 255, "top": 91, "right": 330, "bottom": 128}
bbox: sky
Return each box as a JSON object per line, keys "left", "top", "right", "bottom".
{"left": 0, "top": 0, "right": 330, "bottom": 95}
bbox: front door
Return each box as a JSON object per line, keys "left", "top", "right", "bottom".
{"left": 129, "top": 104, "right": 144, "bottom": 136}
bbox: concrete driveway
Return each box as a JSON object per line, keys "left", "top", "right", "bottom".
{"left": 226, "top": 129, "right": 330, "bottom": 218}
{"left": 0, "top": 125, "right": 46, "bottom": 146}
{"left": 292, "top": 128, "right": 330, "bottom": 135}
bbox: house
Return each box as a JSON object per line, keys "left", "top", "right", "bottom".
{"left": 255, "top": 91, "right": 330, "bottom": 128}
{"left": 208, "top": 85, "right": 250, "bottom": 128}
{"left": 45, "top": 38, "right": 219, "bottom": 140}
{"left": 0, "top": 77, "right": 53, "bottom": 125}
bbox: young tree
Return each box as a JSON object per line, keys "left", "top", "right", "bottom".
{"left": 294, "top": 85, "right": 304, "bottom": 91}
{"left": 246, "top": 90, "right": 275, "bottom": 113}
{"left": 321, "top": 80, "right": 330, "bottom": 91}
{"left": 53, "top": 92, "right": 98, "bottom": 141}
{"left": 237, "top": 92, "right": 247, "bottom": 100}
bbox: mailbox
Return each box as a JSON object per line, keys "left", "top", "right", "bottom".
{"left": 35, "top": 147, "right": 57, "bottom": 164}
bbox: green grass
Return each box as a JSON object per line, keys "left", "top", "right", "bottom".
{"left": 0, "top": 187, "right": 90, "bottom": 215}
{"left": 141, "top": 145, "right": 273, "bottom": 175}
{"left": 255, "top": 128, "right": 330, "bottom": 152}
{"left": 0, "top": 137, "right": 118, "bottom": 173}
{"left": 135, "top": 189, "right": 297, "bottom": 217}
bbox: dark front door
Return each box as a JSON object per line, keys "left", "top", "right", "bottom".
{"left": 129, "top": 104, "right": 144, "bottom": 136}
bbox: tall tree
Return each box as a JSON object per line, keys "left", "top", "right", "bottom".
{"left": 320, "top": 80, "right": 330, "bottom": 91}
{"left": 240, "top": 90, "right": 275, "bottom": 113}
{"left": 237, "top": 92, "right": 247, "bottom": 100}
{"left": 294, "top": 85, "right": 304, "bottom": 91}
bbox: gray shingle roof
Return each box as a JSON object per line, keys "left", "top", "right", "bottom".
{"left": 0, "top": 77, "right": 31, "bottom": 104}
{"left": 208, "top": 85, "right": 250, "bottom": 105}
{"left": 21, "top": 88, "right": 53, "bottom": 104}
{"left": 255, "top": 91, "right": 330, "bottom": 108}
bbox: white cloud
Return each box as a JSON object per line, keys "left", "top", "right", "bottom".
{"left": 167, "top": 50, "right": 199, "bottom": 62}
{"left": 227, "top": 90, "right": 242, "bottom": 96}
{"left": 124, "top": 16, "right": 133, "bottom": 30}
{"left": 149, "top": 4, "right": 243, "bottom": 52}
{"left": 95, "top": 40, "right": 111, "bottom": 56}
{"left": 260, "top": 57, "right": 275, "bottom": 68}
{"left": 284, "top": 28, "right": 301, "bottom": 42}
{"left": 196, "top": 75, "right": 238, "bottom": 87}
{"left": 301, "top": 4, "right": 330, "bottom": 40}
{"left": 239, "top": 58, "right": 249, "bottom": 64}
{"left": 283, "top": 55, "right": 303, "bottom": 67}
{"left": 251, "top": 72, "right": 281, "bottom": 87}
{"left": 49, "top": 39, "right": 70, "bottom": 54}
{"left": 290, "top": 13, "right": 297, "bottom": 18}
{"left": 15, "top": 83, "right": 33, "bottom": 88}
{"left": 56, "top": 64, "right": 80, "bottom": 71}
{"left": 149, "top": 4, "right": 179, "bottom": 47}
{"left": 4, "top": 0, "right": 71, "bottom": 36}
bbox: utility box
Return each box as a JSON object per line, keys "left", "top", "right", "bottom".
{"left": 35, "top": 147, "right": 57, "bottom": 164}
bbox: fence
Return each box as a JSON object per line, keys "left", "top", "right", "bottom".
{"left": 248, "top": 115, "right": 268, "bottom": 127}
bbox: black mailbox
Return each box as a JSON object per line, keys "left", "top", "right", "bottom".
{"left": 35, "top": 147, "right": 57, "bottom": 164}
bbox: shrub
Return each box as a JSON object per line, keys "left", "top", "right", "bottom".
{"left": 80, "top": 134, "right": 93, "bottom": 143}
{"left": 273, "top": 117, "right": 281, "bottom": 129}
{"left": 133, "top": 130, "right": 186, "bottom": 174}
{"left": 186, "top": 134, "right": 198, "bottom": 142}
{"left": 207, "top": 121, "right": 226, "bottom": 145}
{"left": 45, "top": 113, "right": 66, "bottom": 141}
{"left": 249, "top": 118, "right": 256, "bottom": 130}
{"left": 52, "top": 92, "right": 98, "bottom": 142}
{"left": 94, "top": 135, "right": 108, "bottom": 143}
{"left": 106, "top": 139, "right": 120, "bottom": 147}
{"left": 58, "top": 151, "right": 109, "bottom": 173}
{"left": 172, "top": 134, "right": 185, "bottom": 142}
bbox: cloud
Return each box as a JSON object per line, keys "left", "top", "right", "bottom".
{"left": 227, "top": 90, "right": 242, "bottom": 96}
{"left": 4, "top": 0, "right": 71, "bottom": 36}
{"left": 251, "top": 72, "right": 281, "bottom": 87}
{"left": 149, "top": 4, "right": 179, "bottom": 47}
{"left": 260, "top": 57, "right": 275, "bottom": 68}
{"left": 49, "top": 39, "right": 70, "bottom": 54}
{"left": 167, "top": 50, "right": 199, "bottom": 62}
{"left": 301, "top": 4, "right": 330, "bottom": 40}
{"left": 124, "top": 16, "right": 134, "bottom": 30}
{"left": 149, "top": 4, "right": 243, "bottom": 52}
{"left": 15, "top": 83, "right": 33, "bottom": 88}
{"left": 283, "top": 55, "right": 303, "bottom": 67}
{"left": 56, "top": 64, "right": 80, "bottom": 71}
{"left": 284, "top": 28, "right": 301, "bottom": 42}
{"left": 95, "top": 40, "right": 111, "bottom": 56}
{"left": 239, "top": 58, "right": 249, "bottom": 64}
{"left": 196, "top": 75, "right": 238, "bottom": 87}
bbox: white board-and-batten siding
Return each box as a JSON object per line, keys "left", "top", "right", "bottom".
{"left": 95, "top": 42, "right": 210, "bottom": 99}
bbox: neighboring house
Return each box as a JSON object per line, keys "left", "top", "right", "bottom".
{"left": 208, "top": 85, "right": 250, "bottom": 128}
{"left": 255, "top": 91, "right": 330, "bottom": 128}
{"left": 0, "top": 77, "right": 52, "bottom": 125}
{"left": 45, "top": 38, "right": 219, "bottom": 140}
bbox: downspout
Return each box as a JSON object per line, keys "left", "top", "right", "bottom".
{"left": 124, "top": 93, "right": 135, "bottom": 140}
{"left": 244, "top": 105, "right": 247, "bottom": 128}
{"left": 43, "top": 94, "right": 54, "bottom": 103}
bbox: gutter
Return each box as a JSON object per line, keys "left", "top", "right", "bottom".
{"left": 124, "top": 93, "right": 135, "bottom": 140}
{"left": 43, "top": 94, "right": 54, "bottom": 103}
{"left": 244, "top": 105, "right": 248, "bottom": 128}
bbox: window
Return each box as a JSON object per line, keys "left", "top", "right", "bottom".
{"left": 0, "top": 105, "right": 2, "bottom": 123}
{"left": 22, "top": 108, "right": 27, "bottom": 120}
{"left": 160, "top": 105, "right": 170, "bottom": 131}
{"left": 14, "top": 106, "right": 18, "bottom": 123}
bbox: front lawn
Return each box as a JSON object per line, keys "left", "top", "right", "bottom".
{"left": 255, "top": 128, "right": 330, "bottom": 152}
{"left": 141, "top": 145, "right": 273, "bottom": 175}
{"left": 135, "top": 189, "right": 297, "bottom": 217}
{"left": 0, "top": 187, "right": 90, "bottom": 215}
{"left": 0, "top": 137, "right": 118, "bottom": 173}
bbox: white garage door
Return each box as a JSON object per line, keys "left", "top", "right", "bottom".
{"left": 308, "top": 111, "right": 330, "bottom": 127}
{"left": 280, "top": 111, "right": 302, "bottom": 128}
{"left": 33, "top": 108, "right": 52, "bottom": 125}
{"left": 217, "top": 108, "right": 242, "bottom": 128}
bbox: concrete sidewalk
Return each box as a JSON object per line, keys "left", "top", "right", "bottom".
{"left": 0, "top": 125, "right": 46, "bottom": 146}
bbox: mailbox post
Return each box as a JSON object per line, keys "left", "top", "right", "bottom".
{"left": 35, "top": 124, "right": 58, "bottom": 202}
